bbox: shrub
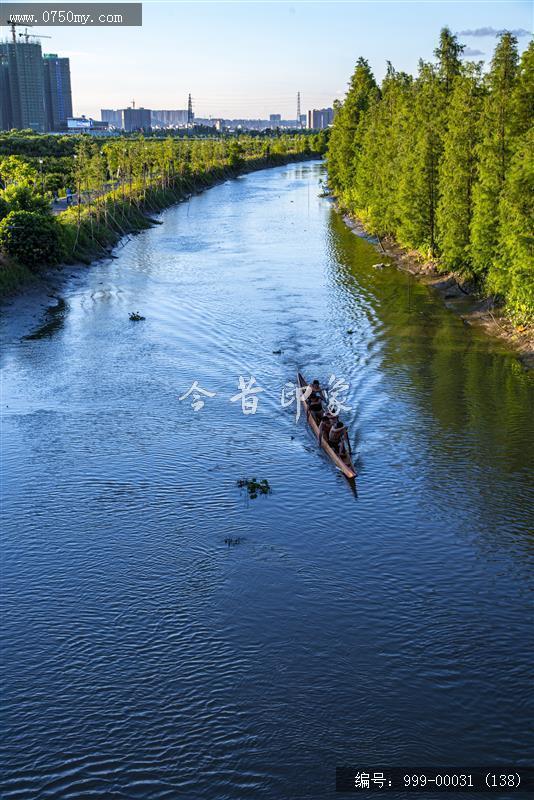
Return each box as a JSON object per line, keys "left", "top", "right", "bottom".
{"left": 0, "top": 196, "right": 8, "bottom": 221}
{"left": 1, "top": 184, "right": 51, "bottom": 213}
{"left": 0, "top": 210, "right": 62, "bottom": 269}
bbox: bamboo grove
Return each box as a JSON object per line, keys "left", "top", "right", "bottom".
{"left": 0, "top": 132, "right": 326, "bottom": 291}
{"left": 327, "top": 30, "right": 533, "bottom": 323}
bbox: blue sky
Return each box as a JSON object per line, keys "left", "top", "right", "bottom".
{"left": 3, "top": 1, "right": 532, "bottom": 118}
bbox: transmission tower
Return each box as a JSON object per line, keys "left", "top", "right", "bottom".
{"left": 296, "top": 91, "right": 301, "bottom": 128}
{"left": 187, "top": 93, "right": 193, "bottom": 126}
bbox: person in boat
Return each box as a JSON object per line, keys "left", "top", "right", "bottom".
{"left": 308, "top": 379, "right": 326, "bottom": 400}
{"left": 307, "top": 390, "right": 324, "bottom": 422}
{"left": 318, "top": 411, "right": 337, "bottom": 445}
{"left": 328, "top": 419, "right": 350, "bottom": 459}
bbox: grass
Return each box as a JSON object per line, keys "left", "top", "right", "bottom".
{"left": 0, "top": 259, "right": 37, "bottom": 297}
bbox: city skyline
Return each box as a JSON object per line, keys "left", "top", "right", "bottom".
{"left": 1, "top": 0, "right": 531, "bottom": 120}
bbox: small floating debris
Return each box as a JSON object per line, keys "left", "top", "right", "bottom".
{"left": 237, "top": 477, "right": 272, "bottom": 500}
{"left": 372, "top": 262, "right": 387, "bottom": 269}
{"left": 129, "top": 311, "right": 145, "bottom": 321}
{"left": 347, "top": 329, "right": 354, "bottom": 335}
{"left": 225, "top": 537, "right": 243, "bottom": 546}
{"left": 272, "top": 349, "right": 282, "bottom": 355}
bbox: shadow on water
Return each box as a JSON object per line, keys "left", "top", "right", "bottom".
{"left": 330, "top": 212, "right": 533, "bottom": 436}
{"left": 23, "top": 297, "right": 67, "bottom": 340}
{"left": 326, "top": 207, "right": 534, "bottom": 545}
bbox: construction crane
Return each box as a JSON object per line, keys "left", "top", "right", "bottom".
{"left": 19, "top": 28, "right": 52, "bottom": 43}
{"left": 7, "top": 19, "right": 30, "bottom": 43}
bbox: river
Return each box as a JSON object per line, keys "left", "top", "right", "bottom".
{"left": 1, "top": 161, "right": 533, "bottom": 799}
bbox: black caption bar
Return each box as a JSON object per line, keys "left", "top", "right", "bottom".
{"left": 4, "top": 4, "right": 142, "bottom": 26}
{"left": 336, "top": 768, "right": 534, "bottom": 793}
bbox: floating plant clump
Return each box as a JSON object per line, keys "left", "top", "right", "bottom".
{"left": 129, "top": 311, "right": 146, "bottom": 321}
{"left": 237, "top": 477, "right": 272, "bottom": 500}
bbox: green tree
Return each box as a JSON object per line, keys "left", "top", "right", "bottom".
{"left": 490, "top": 128, "right": 534, "bottom": 322}
{"left": 470, "top": 33, "right": 520, "bottom": 277}
{"left": 2, "top": 184, "right": 51, "bottom": 213}
{"left": 434, "top": 26, "right": 465, "bottom": 94}
{"left": 354, "top": 63, "right": 412, "bottom": 235}
{"left": 437, "top": 63, "right": 484, "bottom": 271}
{"left": 511, "top": 39, "right": 534, "bottom": 138}
{"left": 0, "top": 155, "right": 38, "bottom": 187}
{"left": 227, "top": 140, "right": 244, "bottom": 170}
{"left": 327, "top": 57, "right": 378, "bottom": 206}
{"left": 0, "top": 210, "right": 62, "bottom": 268}
{"left": 396, "top": 62, "right": 444, "bottom": 255}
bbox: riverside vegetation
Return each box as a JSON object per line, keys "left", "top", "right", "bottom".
{"left": 0, "top": 131, "right": 327, "bottom": 295}
{"left": 328, "top": 30, "right": 533, "bottom": 325}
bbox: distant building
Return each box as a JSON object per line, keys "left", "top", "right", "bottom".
{"left": 269, "top": 113, "right": 281, "bottom": 124}
{"left": 307, "top": 107, "right": 334, "bottom": 130}
{"left": 67, "top": 116, "right": 109, "bottom": 133}
{"left": 299, "top": 113, "right": 306, "bottom": 127}
{"left": 0, "top": 53, "right": 11, "bottom": 130}
{"left": 91, "top": 119, "right": 110, "bottom": 131}
{"left": 122, "top": 106, "right": 151, "bottom": 132}
{"left": 151, "top": 109, "right": 188, "bottom": 127}
{"left": 0, "top": 40, "right": 46, "bottom": 131}
{"left": 67, "top": 115, "right": 92, "bottom": 130}
{"left": 191, "top": 116, "right": 306, "bottom": 131}
{"left": 43, "top": 54, "right": 72, "bottom": 131}
{"left": 101, "top": 109, "right": 122, "bottom": 128}
{"left": 101, "top": 107, "right": 152, "bottom": 132}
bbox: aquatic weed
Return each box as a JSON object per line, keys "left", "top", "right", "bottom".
{"left": 237, "top": 477, "right": 272, "bottom": 500}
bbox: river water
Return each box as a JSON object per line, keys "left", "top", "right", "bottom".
{"left": 1, "top": 161, "right": 533, "bottom": 799}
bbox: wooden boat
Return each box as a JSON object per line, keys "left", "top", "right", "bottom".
{"left": 297, "top": 372, "right": 357, "bottom": 479}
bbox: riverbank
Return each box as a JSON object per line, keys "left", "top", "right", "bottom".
{"left": 341, "top": 212, "right": 534, "bottom": 371}
{"left": 0, "top": 152, "right": 321, "bottom": 301}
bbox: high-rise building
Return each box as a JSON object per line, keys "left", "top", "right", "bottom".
{"left": 101, "top": 109, "right": 123, "bottom": 128}
{"left": 122, "top": 106, "right": 151, "bottom": 132}
{"left": 0, "top": 52, "right": 11, "bottom": 130}
{"left": 42, "top": 53, "right": 72, "bottom": 131}
{"left": 151, "top": 109, "right": 189, "bottom": 127}
{"left": 269, "top": 114, "right": 281, "bottom": 124}
{"left": 187, "top": 93, "right": 194, "bottom": 125}
{"left": 0, "top": 40, "right": 46, "bottom": 131}
{"left": 307, "top": 107, "right": 334, "bottom": 130}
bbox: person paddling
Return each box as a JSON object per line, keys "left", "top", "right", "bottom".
{"left": 328, "top": 419, "right": 350, "bottom": 459}
{"left": 307, "top": 390, "right": 324, "bottom": 421}
{"left": 318, "top": 411, "right": 337, "bottom": 446}
{"left": 308, "top": 379, "right": 326, "bottom": 400}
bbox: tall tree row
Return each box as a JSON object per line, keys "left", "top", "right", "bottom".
{"left": 328, "top": 30, "right": 534, "bottom": 323}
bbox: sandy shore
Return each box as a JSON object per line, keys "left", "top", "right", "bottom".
{"left": 342, "top": 213, "right": 534, "bottom": 371}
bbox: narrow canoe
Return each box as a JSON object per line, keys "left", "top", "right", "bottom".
{"left": 297, "top": 371, "right": 357, "bottom": 480}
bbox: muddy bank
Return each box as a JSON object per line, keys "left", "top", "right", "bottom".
{"left": 342, "top": 213, "right": 534, "bottom": 371}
